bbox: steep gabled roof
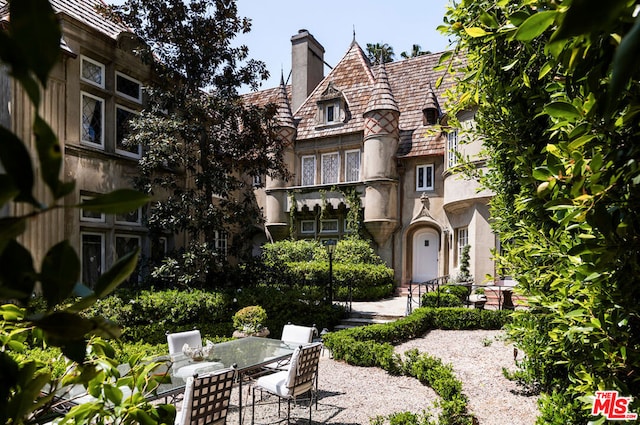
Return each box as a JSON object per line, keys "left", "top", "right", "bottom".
{"left": 51, "top": 0, "right": 129, "bottom": 39}
{"left": 389, "top": 53, "right": 453, "bottom": 158}
{"left": 0, "top": 0, "right": 130, "bottom": 40}
{"left": 295, "top": 40, "right": 374, "bottom": 140}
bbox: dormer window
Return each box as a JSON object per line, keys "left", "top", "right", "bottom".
{"left": 317, "top": 82, "right": 349, "bottom": 126}
{"left": 325, "top": 103, "right": 338, "bottom": 123}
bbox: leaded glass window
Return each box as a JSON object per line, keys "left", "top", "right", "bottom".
{"left": 81, "top": 233, "right": 104, "bottom": 288}
{"left": 81, "top": 56, "right": 105, "bottom": 88}
{"left": 345, "top": 150, "right": 360, "bottom": 182}
{"left": 301, "top": 155, "right": 315, "bottom": 186}
{"left": 116, "top": 72, "right": 142, "bottom": 103}
{"left": 81, "top": 92, "right": 104, "bottom": 147}
{"left": 321, "top": 152, "right": 339, "bottom": 184}
{"left": 116, "top": 105, "right": 140, "bottom": 157}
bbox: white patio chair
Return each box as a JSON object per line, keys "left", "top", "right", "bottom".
{"left": 251, "top": 342, "right": 322, "bottom": 424}
{"left": 263, "top": 323, "right": 316, "bottom": 372}
{"left": 176, "top": 367, "right": 236, "bottom": 425}
{"left": 167, "top": 330, "right": 202, "bottom": 356}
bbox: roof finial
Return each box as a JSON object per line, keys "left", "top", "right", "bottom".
{"left": 352, "top": 25, "right": 356, "bottom": 43}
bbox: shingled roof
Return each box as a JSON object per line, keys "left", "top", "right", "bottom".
{"left": 0, "top": 0, "right": 129, "bottom": 40}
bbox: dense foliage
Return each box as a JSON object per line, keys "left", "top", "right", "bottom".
{"left": 259, "top": 238, "right": 394, "bottom": 300}
{"left": 86, "top": 286, "right": 344, "bottom": 344}
{"left": 440, "top": 0, "right": 640, "bottom": 422}
{"left": 0, "top": 1, "right": 166, "bottom": 423}
{"left": 105, "top": 0, "right": 290, "bottom": 287}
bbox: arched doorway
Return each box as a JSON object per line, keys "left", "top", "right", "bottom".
{"left": 412, "top": 228, "right": 439, "bottom": 282}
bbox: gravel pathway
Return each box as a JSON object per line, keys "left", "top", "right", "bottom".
{"left": 221, "top": 329, "right": 539, "bottom": 424}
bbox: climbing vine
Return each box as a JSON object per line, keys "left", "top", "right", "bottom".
{"left": 287, "top": 190, "right": 297, "bottom": 239}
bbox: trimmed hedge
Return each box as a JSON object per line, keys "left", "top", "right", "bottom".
{"left": 85, "top": 286, "right": 344, "bottom": 344}
{"left": 421, "top": 292, "right": 464, "bottom": 308}
{"left": 322, "top": 308, "right": 512, "bottom": 425}
{"left": 324, "top": 307, "right": 512, "bottom": 348}
{"left": 286, "top": 261, "right": 394, "bottom": 301}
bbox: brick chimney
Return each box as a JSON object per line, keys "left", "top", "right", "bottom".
{"left": 290, "top": 29, "right": 325, "bottom": 113}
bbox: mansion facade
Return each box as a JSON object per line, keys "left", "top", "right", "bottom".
{"left": 248, "top": 30, "right": 499, "bottom": 288}
{"left": 2, "top": 0, "right": 501, "bottom": 290}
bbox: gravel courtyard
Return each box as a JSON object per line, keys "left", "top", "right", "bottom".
{"left": 223, "top": 329, "right": 539, "bottom": 425}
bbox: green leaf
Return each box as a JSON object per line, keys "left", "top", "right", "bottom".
{"left": 94, "top": 248, "right": 140, "bottom": 298}
{"left": 79, "top": 189, "right": 149, "bottom": 214}
{"left": 551, "top": 0, "right": 628, "bottom": 42}
{"left": 0, "top": 239, "right": 36, "bottom": 301}
{"left": 479, "top": 12, "right": 499, "bottom": 29}
{"left": 103, "top": 385, "right": 124, "bottom": 405}
{"left": 0, "top": 217, "right": 27, "bottom": 255}
{"left": 565, "top": 309, "right": 585, "bottom": 318}
{"left": 608, "top": 16, "right": 640, "bottom": 111}
{"left": 60, "top": 339, "right": 89, "bottom": 364}
{"left": 464, "top": 27, "right": 488, "bottom": 38}
{"left": 567, "top": 135, "right": 596, "bottom": 151}
{"left": 8, "top": 0, "right": 61, "bottom": 87}
{"left": 538, "top": 61, "right": 553, "bottom": 80}
{"left": 30, "top": 311, "right": 94, "bottom": 339}
{"left": 532, "top": 167, "right": 552, "bottom": 181}
{"left": 0, "top": 175, "right": 19, "bottom": 207}
{"left": 0, "top": 128, "right": 37, "bottom": 206}
{"left": 40, "top": 241, "right": 80, "bottom": 308}
{"left": 544, "top": 101, "right": 581, "bottom": 120}
{"left": 514, "top": 11, "right": 557, "bottom": 41}
{"left": 33, "top": 116, "right": 72, "bottom": 199}
{"left": 438, "top": 51, "right": 453, "bottom": 64}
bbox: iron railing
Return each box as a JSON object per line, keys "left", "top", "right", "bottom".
{"left": 406, "top": 276, "right": 517, "bottom": 314}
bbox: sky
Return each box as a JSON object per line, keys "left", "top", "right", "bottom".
{"left": 108, "top": 0, "right": 456, "bottom": 93}
{"left": 235, "top": 0, "right": 455, "bottom": 93}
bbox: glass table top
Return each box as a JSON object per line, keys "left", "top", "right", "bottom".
{"left": 154, "top": 336, "right": 297, "bottom": 398}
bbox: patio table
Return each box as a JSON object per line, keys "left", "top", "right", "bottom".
{"left": 157, "top": 336, "right": 297, "bottom": 423}
{"left": 51, "top": 337, "right": 296, "bottom": 425}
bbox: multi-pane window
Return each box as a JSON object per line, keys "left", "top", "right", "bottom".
{"left": 214, "top": 230, "right": 228, "bottom": 259}
{"left": 301, "top": 155, "right": 316, "bottom": 186}
{"left": 115, "top": 72, "right": 142, "bottom": 103}
{"left": 345, "top": 150, "right": 361, "bottom": 182}
{"left": 321, "top": 152, "right": 339, "bottom": 184}
{"left": 455, "top": 227, "right": 468, "bottom": 266}
{"left": 115, "top": 206, "right": 142, "bottom": 225}
{"left": 320, "top": 219, "right": 339, "bottom": 233}
{"left": 301, "top": 220, "right": 316, "bottom": 234}
{"left": 115, "top": 234, "right": 141, "bottom": 285}
{"left": 80, "top": 56, "right": 105, "bottom": 88}
{"left": 81, "top": 232, "right": 104, "bottom": 288}
{"left": 416, "top": 164, "right": 434, "bottom": 191}
{"left": 325, "top": 104, "right": 338, "bottom": 123}
{"left": 81, "top": 92, "right": 104, "bottom": 147}
{"left": 115, "top": 105, "right": 140, "bottom": 158}
{"left": 447, "top": 129, "right": 458, "bottom": 168}
{"left": 80, "top": 195, "right": 105, "bottom": 223}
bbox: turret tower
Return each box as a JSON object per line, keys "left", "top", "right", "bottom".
{"left": 265, "top": 74, "right": 296, "bottom": 240}
{"left": 362, "top": 63, "right": 400, "bottom": 250}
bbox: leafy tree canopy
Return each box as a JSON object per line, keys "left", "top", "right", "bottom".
{"left": 440, "top": 0, "right": 640, "bottom": 422}
{"left": 106, "top": 0, "right": 291, "bottom": 287}
{"left": 366, "top": 42, "right": 396, "bottom": 64}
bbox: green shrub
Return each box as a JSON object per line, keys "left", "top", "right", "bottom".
{"left": 232, "top": 305, "right": 267, "bottom": 333}
{"left": 286, "top": 262, "right": 394, "bottom": 301}
{"left": 333, "top": 236, "right": 384, "bottom": 265}
{"left": 261, "top": 239, "right": 324, "bottom": 266}
{"left": 440, "top": 285, "right": 470, "bottom": 302}
{"left": 421, "top": 292, "right": 464, "bottom": 308}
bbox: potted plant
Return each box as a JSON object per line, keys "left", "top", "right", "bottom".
{"left": 232, "top": 305, "right": 270, "bottom": 338}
